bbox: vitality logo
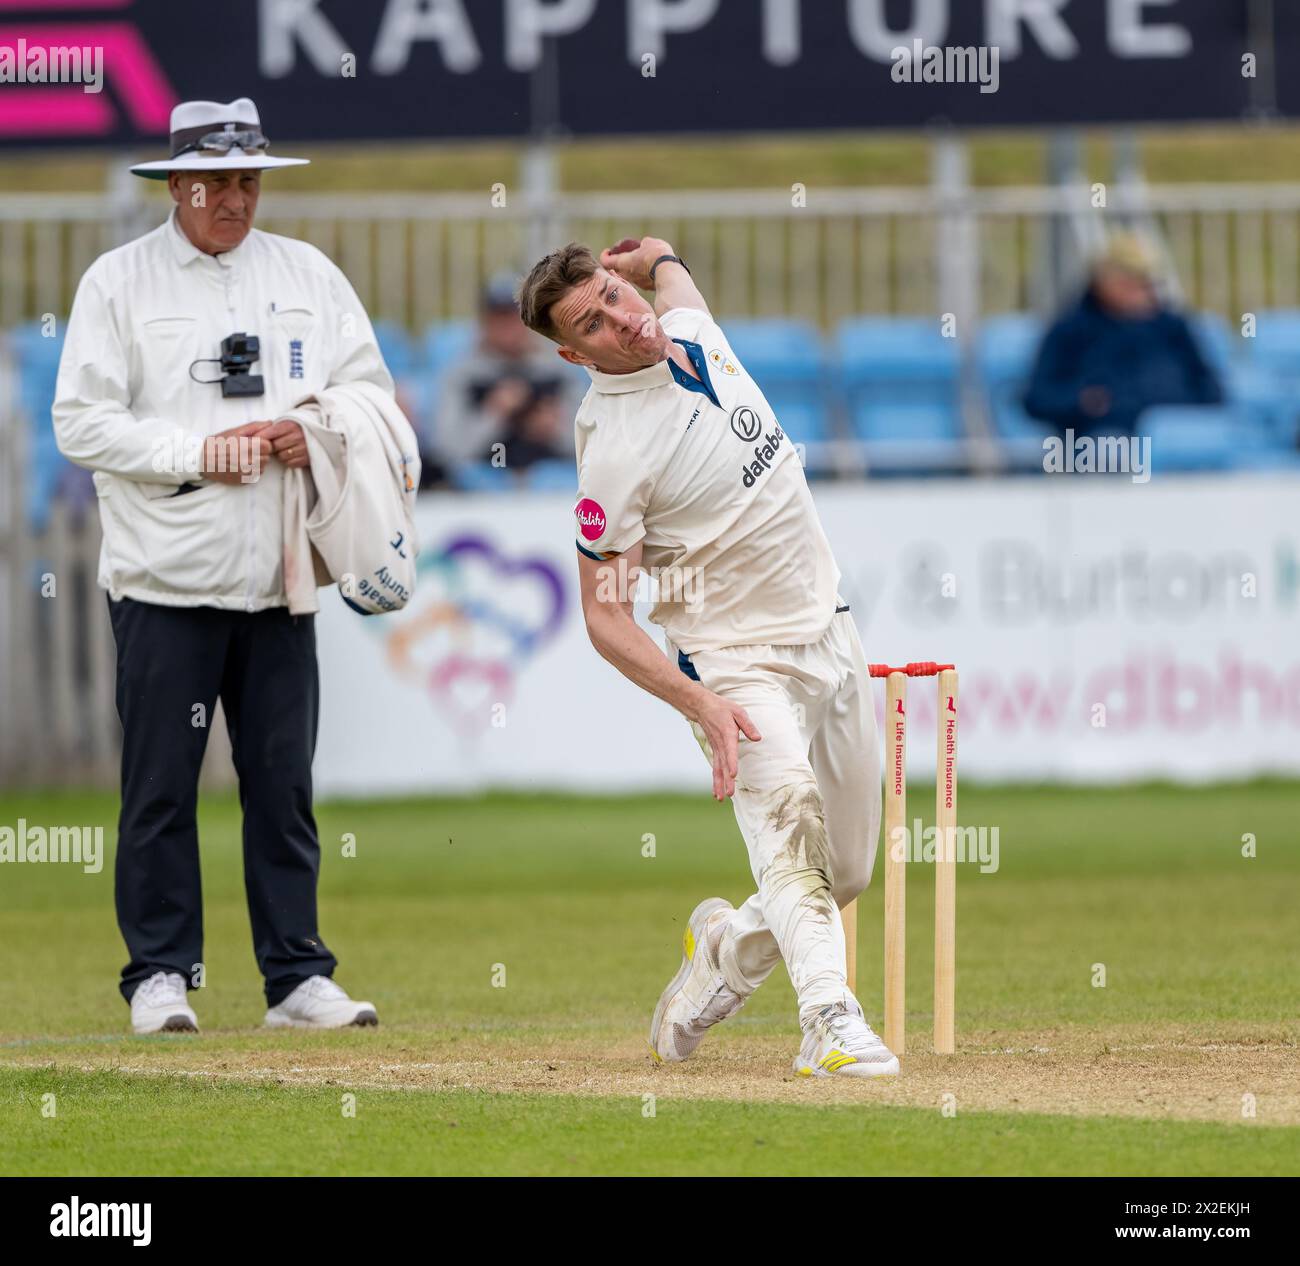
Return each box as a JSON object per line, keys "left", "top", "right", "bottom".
{"left": 574, "top": 497, "right": 606, "bottom": 541}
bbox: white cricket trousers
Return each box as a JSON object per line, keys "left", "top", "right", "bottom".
{"left": 678, "top": 608, "right": 882, "bottom": 1022}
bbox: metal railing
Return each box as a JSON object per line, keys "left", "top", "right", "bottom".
{"left": 4, "top": 182, "right": 1300, "bottom": 330}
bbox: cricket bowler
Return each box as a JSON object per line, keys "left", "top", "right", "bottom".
{"left": 518, "top": 237, "right": 894, "bottom": 1078}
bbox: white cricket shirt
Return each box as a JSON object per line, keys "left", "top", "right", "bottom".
{"left": 53, "top": 208, "right": 393, "bottom": 611}
{"left": 573, "top": 306, "right": 841, "bottom": 654}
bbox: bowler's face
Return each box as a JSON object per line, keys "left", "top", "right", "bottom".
{"left": 551, "top": 268, "right": 668, "bottom": 374}
{"left": 170, "top": 170, "right": 260, "bottom": 255}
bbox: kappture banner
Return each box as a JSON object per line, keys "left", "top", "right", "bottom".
{"left": 311, "top": 472, "right": 1300, "bottom": 795}
{"left": 0, "top": 0, "right": 1282, "bottom": 148}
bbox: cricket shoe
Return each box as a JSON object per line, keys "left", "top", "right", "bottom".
{"left": 130, "top": 971, "right": 198, "bottom": 1035}
{"left": 793, "top": 1001, "right": 900, "bottom": 1078}
{"left": 264, "top": 976, "right": 379, "bottom": 1029}
{"left": 649, "top": 897, "right": 746, "bottom": 1062}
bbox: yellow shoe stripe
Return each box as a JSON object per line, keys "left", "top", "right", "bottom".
{"left": 816, "top": 1050, "right": 859, "bottom": 1071}
{"left": 683, "top": 926, "right": 696, "bottom": 960}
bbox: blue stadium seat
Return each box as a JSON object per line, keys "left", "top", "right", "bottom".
{"left": 449, "top": 462, "right": 513, "bottom": 492}
{"left": 9, "top": 321, "right": 64, "bottom": 408}
{"left": 835, "top": 317, "right": 964, "bottom": 472}
{"left": 7, "top": 323, "right": 67, "bottom": 529}
{"left": 837, "top": 316, "right": 960, "bottom": 383}
{"left": 419, "top": 321, "right": 481, "bottom": 457}
{"left": 1245, "top": 308, "right": 1300, "bottom": 382}
{"left": 423, "top": 321, "right": 477, "bottom": 375}
{"left": 1223, "top": 362, "right": 1300, "bottom": 447}
{"left": 1226, "top": 309, "right": 1300, "bottom": 447}
{"left": 1142, "top": 405, "right": 1279, "bottom": 472}
{"left": 524, "top": 459, "right": 576, "bottom": 491}
{"left": 977, "top": 312, "right": 1046, "bottom": 441}
{"left": 851, "top": 404, "right": 955, "bottom": 442}
{"left": 392, "top": 372, "right": 428, "bottom": 416}
{"left": 721, "top": 319, "right": 833, "bottom": 442}
{"left": 1189, "top": 311, "right": 1234, "bottom": 379}
{"left": 371, "top": 320, "right": 417, "bottom": 378}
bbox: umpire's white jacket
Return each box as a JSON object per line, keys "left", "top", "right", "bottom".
{"left": 53, "top": 208, "right": 395, "bottom": 611}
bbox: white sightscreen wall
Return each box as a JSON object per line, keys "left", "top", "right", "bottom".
{"left": 313, "top": 473, "right": 1299, "bottom": 795}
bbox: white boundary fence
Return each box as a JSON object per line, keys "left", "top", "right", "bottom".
{"left": 311, "top": 475, "right": 1300, "bottom": 794}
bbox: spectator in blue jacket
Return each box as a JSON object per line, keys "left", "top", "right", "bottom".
{"left": 1024, "top": 233, "right": 1222, "bottom": 436}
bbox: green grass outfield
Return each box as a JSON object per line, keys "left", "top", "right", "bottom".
{"left": 0, "top": 783, "right": 1297, "bottom": 1176}
{"left": 4, "top": 1067, "right": 1295, "bottom": 1178}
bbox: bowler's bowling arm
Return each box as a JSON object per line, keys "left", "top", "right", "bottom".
{"left": 651, "top": 258, "right": 711, "bottom": 319}
{"left": 577, "top": 541, "right": 754, "bottom": 801}
{"left": 577, "top": 541, "right": 702, "bottom": 718}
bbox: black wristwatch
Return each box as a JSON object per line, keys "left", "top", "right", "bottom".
{"left": 649, "top": 254, "right": 689, "bottom": 283}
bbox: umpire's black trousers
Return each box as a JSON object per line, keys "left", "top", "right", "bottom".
{"left": 109, "top": 596, "right": 337, "bottom": 1007}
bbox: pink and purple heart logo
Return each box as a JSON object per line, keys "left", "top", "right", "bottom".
{"left": 574, "top": 497, "right": 606, "bottom": 541}
{"left": 381, "top": 533, "right": 567, "bottom": 736}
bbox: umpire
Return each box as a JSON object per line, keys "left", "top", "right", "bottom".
{"left": 53, "top": 98, "right": 386, "bottom": 1035}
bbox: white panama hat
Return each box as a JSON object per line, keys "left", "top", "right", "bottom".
{"left": 130, "top": 97, "right": 309, "bottom": 180}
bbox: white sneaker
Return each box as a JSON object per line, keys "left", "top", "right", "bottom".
{"left": 264, "top": 976, "right": 378, "bottom": 1029}
{"left": 649, "top": 897, "right": 747, "bottom": 1062}
{"left": 793, "top": 1001, "right": 900, "bottom": 1078}
{"left": 130, "top": 971, "right": 198, "bottom": 1035}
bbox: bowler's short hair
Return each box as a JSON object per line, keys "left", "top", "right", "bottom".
{"left": 518, "top": 242, "right": 599, "bottom": 342}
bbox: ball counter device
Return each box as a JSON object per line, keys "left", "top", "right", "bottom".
{"left": 841, "top": 662, "right": 958, "bottom": 1057}
{"left": 188, "top": 331, "right": 265, "bottom": 398}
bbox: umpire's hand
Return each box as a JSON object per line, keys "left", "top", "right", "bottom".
{"left": 200, "top": 421, "right": 273, "bottom": 484}
{"left": 263, "top": 419, "right": 311, "bottom": 469}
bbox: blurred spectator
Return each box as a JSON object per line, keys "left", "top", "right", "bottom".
{"left": 1023, "top": 233, "right": 1222, "bottom": 436}
{"left": 433, "top": 274, "right": 581, "bottom": 476}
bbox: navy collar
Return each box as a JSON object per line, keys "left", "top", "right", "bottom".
{"left": 667, "top": 338, "right": 720, "bottom": 407}
{"left": 584, "top": 336, "right": 721, "bottom": 406}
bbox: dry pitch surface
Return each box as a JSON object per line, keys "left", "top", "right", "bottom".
{"left": 5, "top": 1021, "right": 1296, "bottom": 1128}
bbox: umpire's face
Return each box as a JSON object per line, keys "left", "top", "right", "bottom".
{"left": 168, "top": 169, "right": 261, "bottom": 256}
